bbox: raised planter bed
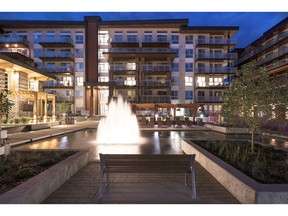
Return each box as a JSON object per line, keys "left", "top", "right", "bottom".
{"left": 181, "top": 139, "right": 288, "bottom": 204}
{"left": 205, "top": 123, "right": 250, "bottom": 134}
{"left": 0, "top": 150, "right": 90, "bottom": 204}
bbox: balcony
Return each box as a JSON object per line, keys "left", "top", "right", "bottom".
{"left": 141, "top": 80, "right": 171, "bottom": 87}
{"left": 142, "top": 64, "right": 171, "bottom": 74}
{"left": 233, "top": 31, "right": 288, "bottom": 66}
{"left": 195, "top": 52, "right": 237, "bottom": 61}
{"left": 38, "top": 37, "right": 74, "bottom": 47}
{"left": 0, "top": 48, "right": 33, "bottom": 63}
{"left": 140, "top": 95, "right": 171, "bottom": 103}
{"left": 111, "top": 37, "right": 139, "bottom": 48}
{"left": 39, "top": 51, "right": 74, "bottom": 61}
{"left": 195, "top": 39, "right": 237, "bottom": 47}
{"left": 195, "top": 82, "right": 230, "bottom": 88}
{"left": 195, "top": 96, "right": 223, "bottom": 103}
{"left": 39, "top": 66, "right": 74, "bottom": 75}
{"left": 42, "top": 81, "right": 74, "bottom": 89}
{"left": 55, "top": 96, "right": 75, "bottom": 103}
{"left": 109, "top": 64, "right": 137, "bottom": 71}
{"left": 256, "top": 47, "right": 288, "bottom": 66}
{"left": 0, "top": 36, "right": 30, "bottom": 48}
{"left": 111, "top": 79, "right": 137, "bottom": 88}
{"left": 141, "top": 37, "right": 170, "bottom": 48}
{"left": 194, "top": 67, "right": 237, "bottom": 74}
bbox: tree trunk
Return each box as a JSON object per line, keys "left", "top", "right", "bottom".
{"left": 251, "top": 129, "right": 255, "bottom": 154}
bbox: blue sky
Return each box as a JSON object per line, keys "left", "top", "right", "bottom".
{"left": 0, "top": 12, "right": 287, "bottom": 48}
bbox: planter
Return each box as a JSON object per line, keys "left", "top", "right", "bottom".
{"left": 181, "top": 139, "right": 288, "bottom": 204}
{"left": 0, "top": 130, "right": 8, "bottom": 139}
{"left": 205, "top": 124, "right": 250, "bottom": 134}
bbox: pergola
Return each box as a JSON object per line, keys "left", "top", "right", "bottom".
{"left": 131, "top": 103, "right": 201, "bottom": 122}
{"left": 8, "top": 91, "right": 56, "bottom": 124}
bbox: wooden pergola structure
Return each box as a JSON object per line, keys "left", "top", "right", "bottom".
{"left": 8, "top": 91, "right": 56, "bottom": 124}
{"left": 130, "top": 103, "right": 201, "bottom": 122}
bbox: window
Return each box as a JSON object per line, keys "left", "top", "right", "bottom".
{"left": 99, "top": 31, "right": 109, "bottom": 45}
{"left": 75, "top": 32, "right": 84, "bottom": 44}
{"left": 185, "top": 49, "right": 193, "bottom": 58}
{"left": 171, "top": 49, "right": 179, "bottom": 58}
{"left": 34, "top": 49, "right": 42, "bottom": 58}
{"left": 197, "top": 77, "right": 206, "bottom": 87}
{"left": 209, "top": 77, "right": 223, "bottom": 86}
{"left": 127, "top": 31, "right": 137, "bottom": 42}
{"left": 47, "top": 31, "right": 55, "bottom": 38}
{"left": 185, "top": 76, "right": 193, "bottom": 86}
{"left": 185, "top": 63, "right": 193, "bottom": 72}
{"left": 185, "top": 91, "right": 193, "bottom": 100}
{"left": 114, "top": 31, "right": 122, "bottom": 42}
{"left": 171, "top": 77, "right": 178, "bottom": 85}
{"left": 76, "top": 77, "right": 84, "bottom": 86}
{"left": 99, "top": 63, "right": 109, "bottom": 73}
{"left": 125, "top": 77, "right": 136, "bottom": 86}
{"left": 185, "top": 35, "right": 193, "bottom": 44}
{"left": 171, "top": 63, "right": 179, "bottom": 72}
{"left": 98, "top": 49, "right": 107, "bottom": 59}
{"left": 76, "top": 49, "right": 84, "bottom": 58}
{"left": 98, "top": 76, "right": 109, "bottom": 82}
{"left": 60, "top": 31, "right": 71, "bottom": 39}
{"left": 34, "top": 31, "right": 42, "bottom": 43}
{"left": 76, "top": 90, "right": 83, "bottom": 97}
{"left": 76, "top": 63, "right": 84, "bottom": 72}
{"left": 157, "top": 31, "right": 167, "bottom": 42}
{"left": 171, "top": 35, "right": 179, "bottom": 44}
{"left": 143, "top": 31, "right": 152, "bottom": 42}
{"left": 171, "top": 91, "right": 178, "bottom": 99}
{"left": 17, "top": 31, "right": 27, "bottom": 39}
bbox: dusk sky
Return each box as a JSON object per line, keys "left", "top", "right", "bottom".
{"left": 0, "top": 10, "right": 287, "bottom": 48}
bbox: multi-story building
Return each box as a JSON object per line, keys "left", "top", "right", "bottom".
{"left": 0, "top": 16, "right": 239, "bottom": 122}
{"left": 233, "top": 17, "right": 287, "bottom": 78}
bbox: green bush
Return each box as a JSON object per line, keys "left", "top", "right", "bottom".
{"left": 38, "top": 158, "right": 56, "bottom": 167}
{"left": 14, "top": 118, "right": 20, "bottom": 124}
{"left": 1, "top": 119, "right": 8, "bottom": 124}
{"left": 0, "top": 165, "right": 9, "bottom": 176}
{"left": 8, "top": 119, "right": 14, "bottom": 124}
{"left": 20, "top": 117, "right": 28, "bottom": 124}
{"left": 15, "top": 168, "right": 37, "bottom": 179}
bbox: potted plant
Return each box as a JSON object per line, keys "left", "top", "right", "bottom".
{"left": 0, "top": 90, "right": 14, "bottom": 156}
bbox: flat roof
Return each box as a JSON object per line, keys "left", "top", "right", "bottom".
{"left": 0, "top": 20, "right": 84, "bottom": 28}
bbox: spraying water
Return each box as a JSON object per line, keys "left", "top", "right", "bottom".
{"left": 96, "top": 95, "right": 142, "bottom": 144}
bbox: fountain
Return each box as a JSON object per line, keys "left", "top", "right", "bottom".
{"left": 96, "top": 95, "right": 142, "bottom": 144}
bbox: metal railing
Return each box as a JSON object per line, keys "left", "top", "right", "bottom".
{"left": 42, "top": 81, "right": 74, "bottom": 88}
{"left": 142, "top": 64, "right": 171, "bottom": 72}
{"left": 55, "top": 96, "right": 75, "bottom": 103}
{"left": 112, "top": 80, "right": 137, "bottom": 87}
{"left": 142, "top": 37, "right": 170, "bottom": 43}
{"left": 109, "top": 64, "right": 137, "bottom": 71}
{"left": 141, "top": 80, "right": 171, "bottom": 87}
{"left": 195, "top": 39, "right": 237, "bottom": 46}
{"left": 140, "top": 95, "right": 171, "bottom": 103}
{"left": 39, "top": 51, "right": 74, "bottom": 59}
{"left": 195, "top": 82, "right": 230, "bottom": 88}
{"left": 38, "top": 36, "right": 74, "bottom": 45}
{"left": 39, "top": 66, "right": 74, "bottom": 74}
{"left": 0, "top": 36, "right": 30, "bottom": 47}
{"left": 195, "top": 96, "right": 223, "bottom": 102}
{"left": 257, "top": 47, "right": 288, "bottom": 66}
{"left": 232, "top": 31, "right": 288, "bottom": 66}
{"left": 195, "top": 53, "right": 237, "bottom": 60}
{"left": 194, "top": 67, "right": 237, "bottom": 74}
{"left": 112, "top": 37, "right": 139, "bottom": 43}
{"left": 0, "top": 48, "right": 30, "bottom": 57}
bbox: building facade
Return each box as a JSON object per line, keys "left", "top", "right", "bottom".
{"left": 0, "top": 16, "right": 240, "bottom": 122}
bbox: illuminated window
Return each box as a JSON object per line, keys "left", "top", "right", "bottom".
{"left": 125, "top": 77, "right": 136, "bottom": 86}
{"left": 76, "top": 77, "right": 84, "bottom": 86}
{"left": 197, "top": 77, "right": 206, "bottom": 87}
{"left": 185, "top": 76, "right": 193, "bottom": 86}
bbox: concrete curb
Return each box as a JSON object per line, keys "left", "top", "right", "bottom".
{"left": 0, "top": 150, "right": 90, "bottom": 204}
{"left": 181, "top": 139, "right": 288, "bottom": 204}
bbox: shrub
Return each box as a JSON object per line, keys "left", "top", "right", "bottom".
{"left": 0, "top": 165, "right": 9, "bottom": 176}
{"left": 8, "top": 119, "right": 14, "bottom": 124}
{"left": 14, "top": 118, "right": 20, "bottom": 124}
{"left": 15, "top": 168, "right": 37, "bottom": 179}
{"left": 1, "top": 119, "right": 8, "bottom": 124}
{"left": 20, "top": 117, "right": 28, "bottom": 124}
{"left": 38, "top": 158, "right": 56, "bottom": 167}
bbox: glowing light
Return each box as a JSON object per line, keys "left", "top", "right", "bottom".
{"left": 96, "top": 94, "right": 142, "bottom": 144}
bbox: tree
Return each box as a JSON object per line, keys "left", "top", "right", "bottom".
{"left": 0, "top": 90, "right": 14, "bottom": 130}
{"left": 221, "top": 61, "right": 274, "bottom": 153}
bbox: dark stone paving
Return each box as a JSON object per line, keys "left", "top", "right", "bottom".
{"left": 43, "top": 162, "right": 240, "bottom": 204}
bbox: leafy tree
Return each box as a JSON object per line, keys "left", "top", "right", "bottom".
{"left": 0, "top": 90, "right": 14, "bottom": 130}
{"left": 59, "top": 102, "right": 70, "bottom": 114}
{"left": 221, "top": 61, "right": 275, "bottom": 153}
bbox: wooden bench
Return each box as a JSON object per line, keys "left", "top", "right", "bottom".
{"left": 97, "top": 153, "right": 197, "bottom": 200}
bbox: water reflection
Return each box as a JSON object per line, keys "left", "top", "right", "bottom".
{"left": 13, "top": 129, "right": 287, "bottom": 159}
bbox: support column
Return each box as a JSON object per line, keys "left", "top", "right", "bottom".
{"left": 44, "top": 94, "right": 47, "bottom": 123}
{"left": 52, "top": 96, "right": 56, "bottom": 122}
{"left": 33, "top": 92, "right": 38, "bottom": 124}
{"left": 90, "top": 87, "right": 94, "bottom": 116}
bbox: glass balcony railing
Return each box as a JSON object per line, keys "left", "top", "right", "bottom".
{"left": 42, "top": 81, "right": 73, "bottom": 88}
{"left": 112, "top": 37, "right": 139, "bottom": 43}
{"left": 140, "top": 95, "right": 171, "bottom": 103}
{"left": 39, "top": 51, "right": 74, "bottom": 59}
{"left": 257, "top": 47, "right": 288, "bottom": 66}
{"left": 109, "top": 64, "right": 137, "bottom": 71}
{"left": 39, "top": 66, "right": 74, "bottom": 74}
{"left": 194, "top": 67, "right": 237, "bottom": 74}
{"left": 112, "top": 80, "right": 137, "bottom": 87}
{"left": 142, "top": 64, "right": 171, "bottom": 72}
{"left": 195, "top": 39, "right": 237, "bottom": 46}
{"left": 38, "top": 37, "right": 74, "bottom": 45}
{"left": 195, "top": 53, "right": 237, "bottom": 60}
{"left": 195, "top": 82, "right": 230, "bottom": 88}
{"left": 0, "top": 48, "right": 30, "bottom": 57}
{"left": 195, "top": 96, "right": 223, "bottom": 102}
{"left": 142, "top": 37, "right": 170, "bottom": 43}
{"left": 0, "top": 36, "right": 30, "bottom": 47}
{"left": 141, "top": 80, "right": 171, "bottom": 87}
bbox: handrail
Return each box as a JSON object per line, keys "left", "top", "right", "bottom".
{"left": 38, "top": 36, "right": 74, "bottom": 44}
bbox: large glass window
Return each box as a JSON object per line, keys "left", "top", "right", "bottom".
{"left": 76, "top": 90, "right": 83, "bottom": 97}
{"left": 171, "top": 63, "right": 179, "bottom": 72}
{"left": 99, "top": 63, "right": 109, "bottom": 73}
{"left": 185, "top": 49, "right": 193, "bottom": 58}
{"left": 76, "top": 63, "right": 84, "bottom": 72}
{"left": 185, "top": 76, "right": 193, "bottom": 86}
{"left": 185, "top": 35, "right": 193, "bottom": 44}
{"left": 171, "top": 91, "right": 178, "bottom": 99}
{"left": 76, "top": 77, "right": 84, "bottom": 86}
{"left": 76, "top": 49, "right": 84, "bottom": 58}
{"left": 185, "top": 91, "right": 193, "bottom": 100}
{"left": 99, "top": 31, "right": 109, "bottom": 45}
{"left": 34, "top": 48, "right": 42, "bottom": 58}
{"left": 171, "top": 49, "right": 179, "bottom": 58}
{"left": 34, "top": 31, "right": 42, "bottom": 43}
{"left": 143, "top": 31, "right": 152, "bottom": 42}
{"left": 75, "top": 31, "right": 84, "bottom": 44}
{"left": 127, "top": 31, "right": 137, "bottom": 42}
{"left": 185, "top": 63, "right": 193, "bottom": 72}
{"left": 171, "top": 35, "right": 179, "bottom": 44}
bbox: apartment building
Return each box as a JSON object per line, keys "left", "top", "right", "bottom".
{"left": 0, "top": 16, "right": 239, "bottom": 122}
{"left": 233, "top": 17, "right": 287, "bottom": 78}
{"left": 0, "top": 20, "right": 85, "bottom": 116}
